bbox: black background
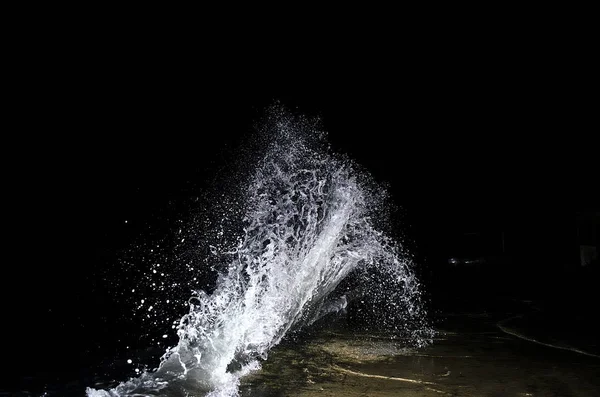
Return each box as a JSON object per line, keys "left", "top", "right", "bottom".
{"left": 4, "top": 24, "right": 598, "bottom": 394}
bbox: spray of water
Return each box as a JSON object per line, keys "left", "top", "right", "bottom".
{"left": 86, "top": 105, "right": 433, "bottom": 396}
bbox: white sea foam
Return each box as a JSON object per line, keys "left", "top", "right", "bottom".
{"left": 87, "top": 106, "right": 432, "bottom": 396}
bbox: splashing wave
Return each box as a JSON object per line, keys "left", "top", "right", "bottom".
{"left": 87, "top": 106, "right": 432, "bottom": 397}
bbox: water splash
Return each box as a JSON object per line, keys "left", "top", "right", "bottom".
{"left": 87, "top": 105, "right": 433, "bottom": 396}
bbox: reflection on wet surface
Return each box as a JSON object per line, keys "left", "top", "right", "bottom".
{"left": 240, "top": 304, "right": 600, "bottom": 397}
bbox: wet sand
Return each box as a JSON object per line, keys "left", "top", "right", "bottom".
{"left": 241, "top": 301, "right": 600, "bottom": 397}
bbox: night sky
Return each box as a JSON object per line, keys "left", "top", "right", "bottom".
{"left": 5, "top": 38, "right": 597, "bottom": 393}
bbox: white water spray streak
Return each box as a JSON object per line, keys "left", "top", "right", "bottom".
{"left": 87, "top": 107, "right": 432, "bottom": 397}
